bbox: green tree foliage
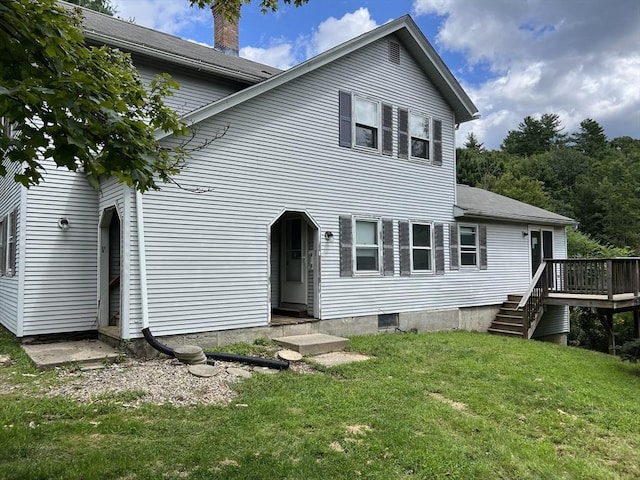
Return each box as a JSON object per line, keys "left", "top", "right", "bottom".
{"left": 501, "top": 113, "right": 567, "bottom": 156}
{"left": 65, "top": 0, "right": 116, "bottom": 16}
{"left": 0, "top": 0, "right": 188, "bottom": 191}
{"left": 190, "top": 0, "right": 309, "bottom": 21}
{"left": 571, "top": 118, "right": 608, "bottom": 158}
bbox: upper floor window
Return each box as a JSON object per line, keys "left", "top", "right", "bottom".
{"left": 459, "top": 225, "right": 478, "bottom": 267}
{"left": 409, "top": 112, "right": 430, "bottom": 159}
{"left": 354, "top": 97, "right": 379, "bottom": 150}
{"left": 411, "top": 222, "right": 432, "bottom": 272}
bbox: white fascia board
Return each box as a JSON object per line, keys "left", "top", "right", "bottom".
{"left": 454, "top": 208, "right": 578, "bottom": 226}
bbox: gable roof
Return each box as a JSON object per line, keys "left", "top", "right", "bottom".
{"left": 157, "top": 15, "right": 479, "bottom": 139}
{"left": 60, "top": 1, "right": 281, "bottom": 84}
{"left": 455, "top": 185, "right": 577, "bottom": 226}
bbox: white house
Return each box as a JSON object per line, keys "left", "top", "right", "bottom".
{"left": 0, "top": 3, "right": 576, "bottom": 348}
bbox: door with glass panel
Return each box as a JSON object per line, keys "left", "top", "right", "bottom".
{"left": 281, "top": 217, "right": 307, "bottom": 305}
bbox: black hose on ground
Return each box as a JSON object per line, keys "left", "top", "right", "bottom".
{"left": 205, "top": 352, "right": 289, "bottom": 370}
{"left": 141, "top": 327, "right": 289, "bottom": 370}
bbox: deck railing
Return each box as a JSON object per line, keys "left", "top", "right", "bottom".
{"left": 546, "top": 258, "right": 640, "bottom": 299}
{"left": 517, "top": 258, "right": 640, "bottom": 337}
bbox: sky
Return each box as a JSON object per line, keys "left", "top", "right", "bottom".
{"left": 110, "top": 0, "right": 640, "bottom": 149}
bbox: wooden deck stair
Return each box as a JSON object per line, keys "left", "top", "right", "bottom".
{"left": 488, "top": 294, "right": 526, "bottom": 338}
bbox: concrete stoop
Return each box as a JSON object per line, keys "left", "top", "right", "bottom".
{"left": 22, "top": 340, "right": 122, "bottom": 370}
{"left": 273, "top": 333, "right": 349, "bottom": 355}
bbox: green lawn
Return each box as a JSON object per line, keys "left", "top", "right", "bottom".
{"left": 1, "top": 329, "right": 639, "bottom": 479}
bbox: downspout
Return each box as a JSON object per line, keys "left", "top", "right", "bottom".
{"left": 135, "top": 191, "right": 150, "bottom": 329}
{"left": 135, "top": 190, "right": 288, "bottom": 370}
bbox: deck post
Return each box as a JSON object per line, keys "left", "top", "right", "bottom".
{"left": 606, "top": 259, "right": 614, "bottom": 300}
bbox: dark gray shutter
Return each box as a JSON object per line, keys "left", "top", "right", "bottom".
{"left": 339, "top": 215, "right": 353, "bottom": 277}
{"left": 338, "top": 91, "right": 352, "bottom": 148}
{"left": 382, "top": 104, "right": 393, "bottom": 156}
{"left": 382, "top": 218, "right": 394, "bottom": 276}
{"left": 449, "top": 223, "right": 459, "bottom": 271}
{"left": 399, "top": 221, "right": 411, "bottom": 276}
{"left": 398, "top": 108, "right": 408, "bottom": 159}
{"left": 434, "top": 223, "right": 445, "bottom": 275}
{"left": 0, "top": 217, "right": 6, "bottom": 275}
{"left": 433, "top": 119, "right": 442, "bottom": 166}
{"left": 479, "top": 225, "right": 488, "bottom": 270}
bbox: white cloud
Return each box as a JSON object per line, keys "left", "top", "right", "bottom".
{"left": 238, "top": 8, "right": 379, "bottom": 70}
{"left": 413, "top": 0, "right": 640, "bottom": 148}
{"left": 110, "top": 0, "right": 210, "bottom": 37}
{"left": 307, "top": 7, "right": 378, "bottom": 57}
{"left": 240, "top": 43, "right": 296, "bottom": 70}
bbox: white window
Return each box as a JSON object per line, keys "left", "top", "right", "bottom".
{"left": 411, "top": 223, "right": 432, "bottom": 272}
{"left": 459, "top": 225, "right": 478, "bottom": 267}
{"left": 354, "top": 218, "right": 380, "bottom": 272}
{"left": 354, "top": 97, "right": 380, "bottom": 150}
{"left": 409, "top": 112, "right": 430, "bottom": 159}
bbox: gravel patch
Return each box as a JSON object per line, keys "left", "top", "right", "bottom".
{"left": 44, "top": 357, "right": 316, "bottom": 408}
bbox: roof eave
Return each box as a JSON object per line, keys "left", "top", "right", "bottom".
{"left": 454, "top": 207, "right": 578, "bottom": 226}
{"left": 84, "top": 31, "right": 270, "bottom": 84}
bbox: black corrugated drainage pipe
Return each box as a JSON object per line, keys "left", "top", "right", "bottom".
{"left": 141, "top": 327, "right": 289, "bottom": 370}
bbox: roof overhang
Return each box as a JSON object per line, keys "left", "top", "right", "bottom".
{"left": 453, "top": 205, "right": 578, "bottom": 226}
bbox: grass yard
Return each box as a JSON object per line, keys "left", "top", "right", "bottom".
{"left": 1, "top": 329, "right": 639, "bottom": 479}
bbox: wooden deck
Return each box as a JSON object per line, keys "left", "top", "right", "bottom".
{"left": 516, "top": 258, "right": 640, "bottom": 340}
{"left": 545, "top": 292, "right": 639, "bottom": 310}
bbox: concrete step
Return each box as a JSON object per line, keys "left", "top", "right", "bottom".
{"left": 273, "top": 333, "right": 349, "bottom": 355}
{"left": 22, "top": 340, "right": 122, "bottom": 370}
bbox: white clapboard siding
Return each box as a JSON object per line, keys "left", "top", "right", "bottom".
{"left": 0, "top": 162, "right": 24, "bottom": 335}
{"left": 137, "top": 60, "right": 239, "bottom": 116}
{"left": 21, "top": 163, "right": 99, "bottom": 335}
{"left": 120, "top": 36, "right": 549, "bottom": 337}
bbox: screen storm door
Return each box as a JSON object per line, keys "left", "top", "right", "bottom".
{"left": 281, "top": 217, "right": 307, "bottom": 305}
{"left": 530, "top": 228, "right": 554, "bottom": 277}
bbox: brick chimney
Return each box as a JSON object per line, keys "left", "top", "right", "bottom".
{"left": 212, "top": 5, "right": 239, "bottom": 56}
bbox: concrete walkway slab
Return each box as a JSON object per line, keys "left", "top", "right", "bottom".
{"left": 273, "top": 333, "right": 348, "bottom": 355}
{"left": 22, "top": 340, "right": 122, "bottom": 370}
{"left": 312, "top": 352, "right": 371, "bottom": 367}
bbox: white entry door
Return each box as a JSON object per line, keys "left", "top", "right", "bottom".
{"left": 281, "top": 217, "right": 307, "bottom": 305}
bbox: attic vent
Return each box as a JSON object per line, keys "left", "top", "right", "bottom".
{"left": 388, "top": 40, "right": 400, "bottom": 64}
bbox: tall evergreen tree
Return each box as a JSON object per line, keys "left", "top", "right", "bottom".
{"left": 502, "top": 113, "right": 567, "bottom": 156}
{"left": 571, "top": 118, "right": 608, "bottom": 158}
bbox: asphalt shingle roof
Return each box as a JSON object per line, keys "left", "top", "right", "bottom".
{"left": 455, "top": 184, "right": 577, "bottom": 226}
{"left": 60, "top": 1, "right": 281, "bottom": 84}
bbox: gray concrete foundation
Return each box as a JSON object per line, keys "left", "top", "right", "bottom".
{"left": 121, "top": 305, "right": 501, "bottom": 357}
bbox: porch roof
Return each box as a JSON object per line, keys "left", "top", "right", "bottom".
{"left": 454, "top": 185, "right": 577, "bottom": 226}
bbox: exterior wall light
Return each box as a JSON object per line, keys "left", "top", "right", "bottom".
{"left": 522, "top": 231, "right": 529, "bottom": 237}
{"left": 324, "top": 231, "right": 334, "bottom": 241}
{"left": 58, "top": 218, "right": 70, "bottom": 230}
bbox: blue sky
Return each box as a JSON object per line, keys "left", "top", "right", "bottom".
{"left": 111, "top": 0, "right": 640, "bottom": 149}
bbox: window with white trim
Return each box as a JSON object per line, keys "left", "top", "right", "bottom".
{"left": 459, "top": 225, "right": 478, "bottom": 267}
{"left": 409, "top": 111, "right": 430, "bottom": 159}
{"left": 354, "top": 97, "right": 380, "bottom": 150}
{"left": 411, "top": 222, "right": 433, "bottom": 272}
{"left": 6, "top": 210, "right": 16, "bottom": 276}
{"left": 354, "top": 218, "right": 380, "bottom": 272}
